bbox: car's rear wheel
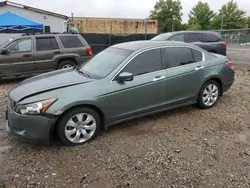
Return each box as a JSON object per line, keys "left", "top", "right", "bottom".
{"left": 58, "top": 60, "right": 76, "bottom": 69}
{"left": 198, "top": 80, "right": 220, "bottom": 109}
{"left": 56, "top": 107, "right": 101, "bottom": 146}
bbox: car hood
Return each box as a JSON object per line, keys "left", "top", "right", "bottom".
{"left": 10, "top": 68, "right": 93, "bottom": 102}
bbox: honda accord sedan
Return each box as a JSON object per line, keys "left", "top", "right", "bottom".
{"left": 6, "top": 41, "right": 235, "bottom": 146}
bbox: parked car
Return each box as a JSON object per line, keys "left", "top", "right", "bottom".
{"left": 6, "top": 41, "right": 234, "bottom": 146}
{"left": 151, "top": 31, "right": 227, "bottom": 56}
{"left": 0, "top": 33, "right": 92, "bottom": 78}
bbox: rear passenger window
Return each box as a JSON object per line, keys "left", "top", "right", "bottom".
{"left": 205, "top": 33, "right": 222, "bottom": 42}
{"left": 59, "top": 36, "right": 84, "bottom": 48}
{"left": 36, "top": 37, "right": 59, "bottom": 51}
{"left": 192, "top": 49, "right": 203, "bottom": 62}
{"left": 165, "top": 47, "right": 195, "bottom": 68}
{"left": 185, "top": 33, "right": 204, "bottom": 43}
{"left": 122, "top": 49, "right": 162, "bottom": 76}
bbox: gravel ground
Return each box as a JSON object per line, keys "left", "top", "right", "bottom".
{"left": 227, "top": 44, "right": 250, "bottom": 65}
{"left": 1, "top": 65, "right": 250, "bottom": 188}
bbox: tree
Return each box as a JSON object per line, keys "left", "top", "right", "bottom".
{"left": 150, "top": 0, "right": 183, "bottom": 32}
{"left": 188, "top": 1, "right": 215, "bottom": 30}
{"left": 246, "top": 16, "right": 250, "bottom": 28}
{"left": 187, "top": 23, "right": 201, "bottom": 30}
{"left": 210, "top": 0, "right": 246, "bottom": 30}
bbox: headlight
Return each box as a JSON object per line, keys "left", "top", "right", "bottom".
{"left": 16, "top": 98, "right": 57, "bottom": 115}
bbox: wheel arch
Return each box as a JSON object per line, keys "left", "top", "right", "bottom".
{"left": 56, "top": 57, "right": 77, "bottom": 69}
{"left": 50, "top": 103, "right": 107, "bottom": 142}
{"left": 202, "top": 76, "right": 223, "bottom": 96}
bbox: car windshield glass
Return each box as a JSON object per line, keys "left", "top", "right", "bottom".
{"left": 151, "top": 33, "right": 172, "bottom": 41}
{"left": 0, "top": 38, "right": 14, "bottom": 47}
{"left": 79, "top": 47, "right": 132, "bottom": 78}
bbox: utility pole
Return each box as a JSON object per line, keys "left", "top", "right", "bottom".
{"left": 220, "top": 14, "right": 224, "bottom": 31}
{"left": 172, "top": 16, "right": 175, "bottom": 32}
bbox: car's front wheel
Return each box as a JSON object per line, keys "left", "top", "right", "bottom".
{"left": 198, "top": 80, "right": 220, "bottom": 109}
{"left": 56, "top": 107, "right": 101, "bottom": 146}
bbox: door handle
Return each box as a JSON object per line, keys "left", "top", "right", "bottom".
{"left": 195, "top": 66, "right": 204, "bottom": 71}
{"left": 23, "top": 54, "right": 32, "bottom": 57}
{"left": 153, "top": 76, "right": 166, "bottom": 82}
{"left": 53, "top": 51, "right": 61, "bottom": 54}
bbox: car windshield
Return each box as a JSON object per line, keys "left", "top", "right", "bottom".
{"left": 79, "top": 47, "right": 132, "bottom": 78}
{"left": 0, "top": 38, "right": 15, "bottom": 47}
{"left": 0, "top": 40, "right": 8, "bottom": 47}
{"left": 151, "top": 33, "right": 172, "bottom": 41}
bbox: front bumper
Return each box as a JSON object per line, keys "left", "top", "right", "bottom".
{"left": 6, "top": 105, "right": 56, "bottom": 145}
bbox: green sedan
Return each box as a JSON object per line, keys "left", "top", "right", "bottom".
{"left": 6, "top": 41, "right": 235, "bottom": 146}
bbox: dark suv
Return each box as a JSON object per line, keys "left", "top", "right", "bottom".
{"left": 151, "top": 31, "right": 226, "bottom": 56}
{"left": 0, "top": 34, "right": 92, "bottom": 78}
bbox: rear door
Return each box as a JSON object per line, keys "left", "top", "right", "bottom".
{"left": 0, "top": 37, "right": 35, "bottom": 76}
{"left": 163, "top": 47, "right": 205, "bottom": 106}
{"left": 34, "top": 36, "right": 62, "bottom": 71}
{"left": 58, "top": 35, "right": 89, "bottom": 63}
{"left": 184, "top": 32, "right": 205, "bottom": 45}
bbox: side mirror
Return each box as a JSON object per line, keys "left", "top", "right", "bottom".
{"left": 116, "top": 72, "right": 134, "bottom": 82}
{"left": 1, "top": 49, "right": 9, "bottom": 55}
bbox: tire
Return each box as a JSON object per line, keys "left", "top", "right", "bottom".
{"left": 197, "top": 80, "right": 221, "bottom": 109}
{"left": 57, "top": 60, "right": 76, "bottom": 69}
{"left": 56, "top": 107, "right": 101, "bottom": 146}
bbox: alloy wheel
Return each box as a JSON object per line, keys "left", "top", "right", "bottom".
{"left": 62, "top": 64, "right": 73, "bottom": 69}
{"left": 64, "top": 113, "right": 97, "bottom": 144}
{"left": 202, "top": 84, "right": 219, "bottom": 107}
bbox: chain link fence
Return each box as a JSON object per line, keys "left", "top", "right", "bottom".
{"left": 214, "top": 29, "right": 250, "bottom": 45}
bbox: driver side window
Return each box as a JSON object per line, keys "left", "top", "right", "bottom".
{"left": 169, "top": 34, "right": 185, "bottom": 41}
{"left": 7, "top": 38, "right": 32, "bottom": 53}
{"left": 121, "top": 48, "right": 162, "bottom": 76}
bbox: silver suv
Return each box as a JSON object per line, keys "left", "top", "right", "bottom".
{"left": 0, "top": 33, "right": 92, "bottom": 78}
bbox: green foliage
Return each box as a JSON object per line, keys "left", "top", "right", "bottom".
{"left": 246, "top": 16, "right": 250, "bottom": 28}
{"left": 188, "top": 1, "right": 215, "bottom": 30}
{"left": 210, "top": 0, "right": 246, "bottom": 30}
{"left": 187, "top": 23, "right": 201, "bottom": 30}
{"left": 150, "top": 0, "right": 183, "bottom": 32}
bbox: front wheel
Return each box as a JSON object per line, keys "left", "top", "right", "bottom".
{"left": 197, "top": 80, "right": 220, "bottom": 109}
{"left": 56, "top": 107, "right": 101, "bottom": 146}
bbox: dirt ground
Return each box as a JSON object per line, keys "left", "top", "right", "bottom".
{"left": 0, "top": 64, "right": 250, "bottom": 188}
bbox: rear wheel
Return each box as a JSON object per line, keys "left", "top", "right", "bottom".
{"left": 56, "top": 107, "right": 101, "bottom": 146}
{"left": 197, "top": 80, "right": 220, "bottom": 109}
{"left": 57, "top": 60, "right": 76, "bottom": 69}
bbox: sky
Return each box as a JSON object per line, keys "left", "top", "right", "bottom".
{"left": 12, "top": 0, "right": 250, "bottom": 23}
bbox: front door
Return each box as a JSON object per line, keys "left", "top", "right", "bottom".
{"left": 103, "top": 48, "right": 167, "bottom": 123}
{"left": 0, "top": 37, "right": 35, "bottom": 76}
{"left": 163, "top": 47, "right": 205, "bottom": 106}
{"left": 34, "top": 36, "right": 62, "bottom": 71}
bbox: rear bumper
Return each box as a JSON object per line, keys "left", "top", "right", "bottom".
{"left": 6, "top": 106, "right": 56, "bottom": 145}
{"left": 222, "top": 70, "right": 235, "bottom": 93}
{"left": 223, "top": 82, "right": 233, "bottom": 93}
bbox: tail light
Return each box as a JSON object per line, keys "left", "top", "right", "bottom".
{"left": 221, "top": 42, "right": 227, "bottom": 48}
{"left": 86, "top": 48, "right": 93, "bottom": 56}
{"left": 226, "top": 61, "right": 233, "bottom": 68}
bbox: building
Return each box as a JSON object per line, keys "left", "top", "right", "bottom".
{"left": 73, "top": 17, "right": 158, "bottom": 34}
{"left": 0, "top": 1, "right": 69, "bottom": 33}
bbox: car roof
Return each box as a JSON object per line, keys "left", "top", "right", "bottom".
{"left": 20, "top": 33, "right": 80, "bottom": 37}
{"left": 112, "top": 40, "right": 198, "bottom": 51}
{"left": 158, "top": 30, "right": 221, "bottom": 36}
